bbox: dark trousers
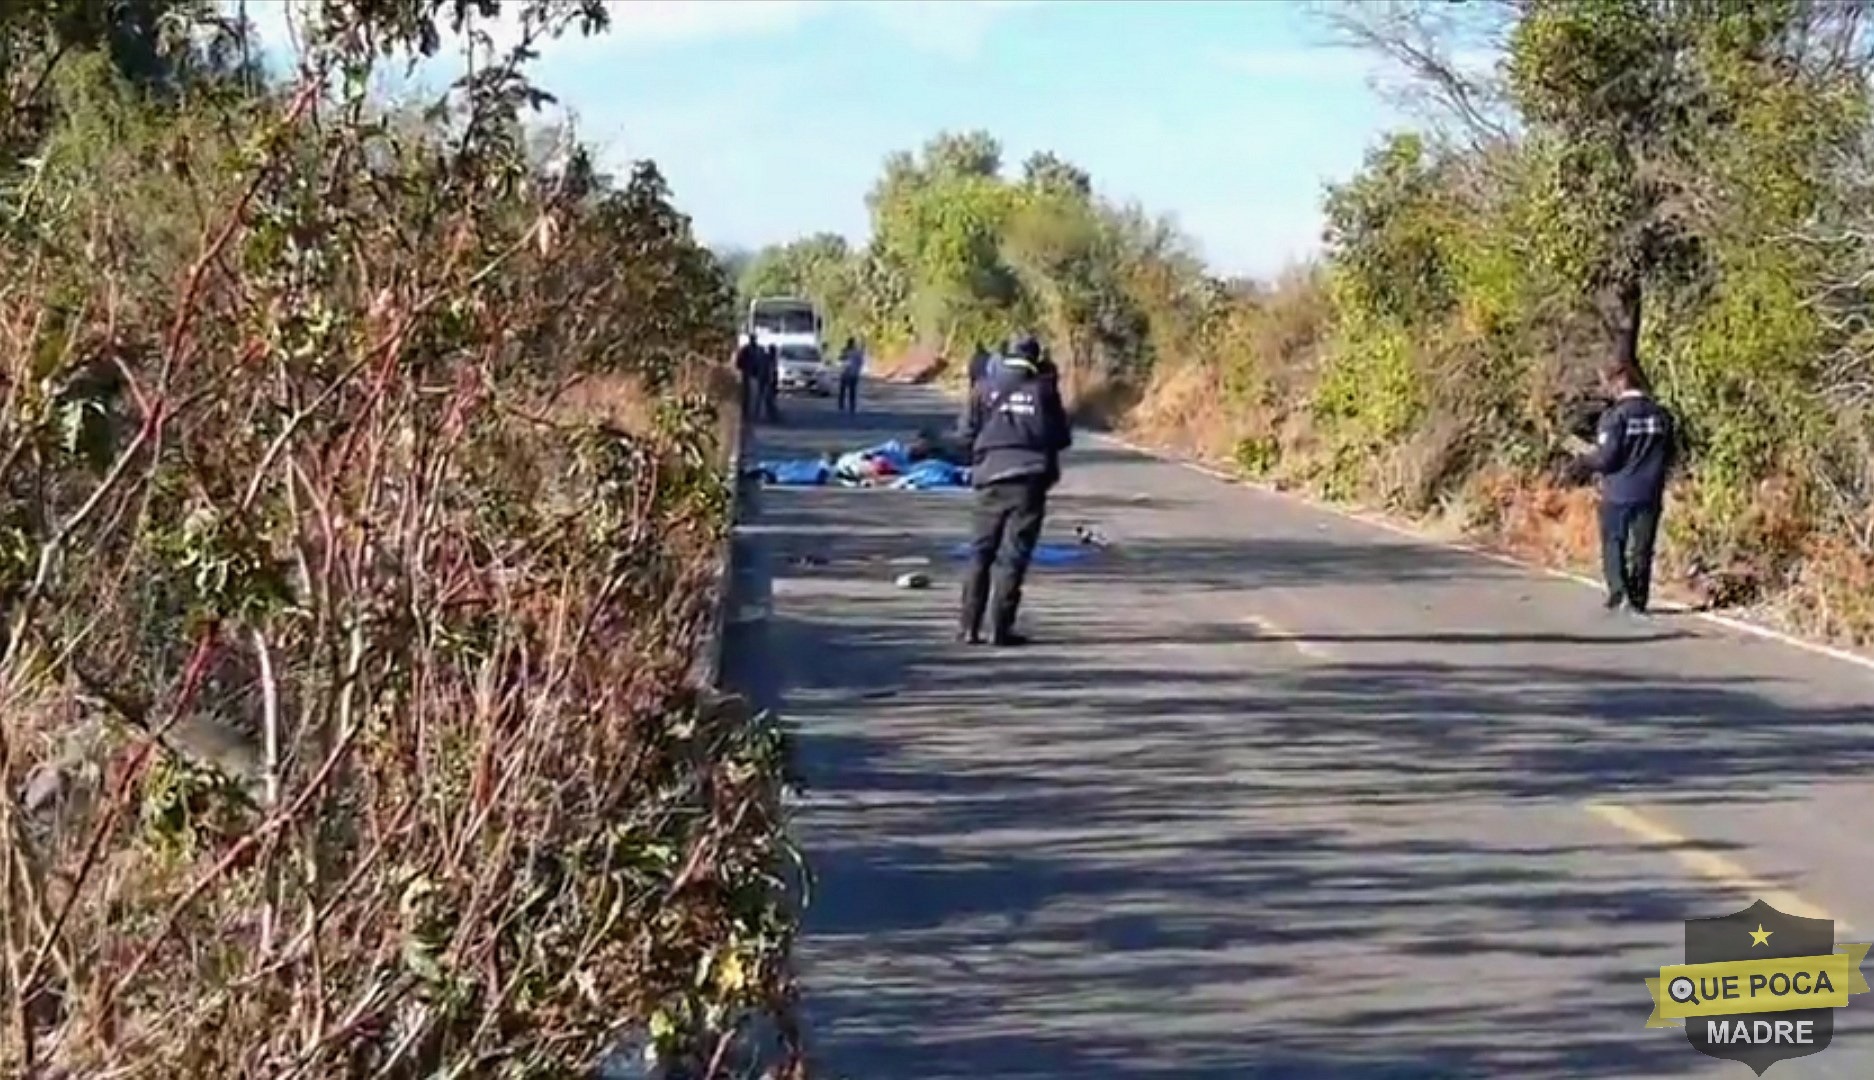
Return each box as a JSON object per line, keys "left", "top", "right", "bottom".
{"left": 959, "top": 476, "right": 1049, "bottom": 638}
{"left": 837, "top": 373, "right": 859, "bottom": 412}
{"left": 1600, "top": 500, "right": 1662, "bottom": 610}
{"left": 758, "top": 375, "right": 779, "bottom": 422}
{"left": 741, "top": 375, "right": 760, "bottom": 420}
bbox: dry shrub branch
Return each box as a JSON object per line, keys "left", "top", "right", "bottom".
{"left": 2, "top": 2, "right": 800, "bottom": 1076}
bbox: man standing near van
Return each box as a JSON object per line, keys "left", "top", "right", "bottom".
{"left": 1573, "top": 360, "right": 1677, "bottom": 614}
{"left": 956, "top": 334, "right": 1072, "bottom": 647}
{"left": 837, "top": 337, "right": 865, "bottom": 413}
{"left": 734, "top": 335, "right": 764, "bottom": 421}
{"left": 760, "top": 343, "right": 781, "bottom": 423}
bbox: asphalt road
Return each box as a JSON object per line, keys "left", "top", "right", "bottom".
{"left": 721, "top": 379, "right": 1874, "bottom": 1080}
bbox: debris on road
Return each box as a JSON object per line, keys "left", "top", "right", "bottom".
{"left": 947, "top": 541, "right": 1098, "bottom": 566}
{"left": 894, "top": 571, "right": 932, "bottom": 589}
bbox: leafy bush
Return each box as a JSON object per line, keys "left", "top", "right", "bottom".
{"left": 2, "top": 2, "right": 798, "bottom": 1076}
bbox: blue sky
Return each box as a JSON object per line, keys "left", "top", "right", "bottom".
{"left": 238, "top": 0, "right": 1420, "bottom": 279}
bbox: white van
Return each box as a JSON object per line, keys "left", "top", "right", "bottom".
{"left": 745, "top": 296, "right": 832, "bottom": 395}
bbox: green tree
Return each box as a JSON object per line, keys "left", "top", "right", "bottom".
{"left": 921, "top": 128, "right": 1002, "bottom": 179}
{"left": 1022, "top": 150, "right": 1092, "bottom": 199}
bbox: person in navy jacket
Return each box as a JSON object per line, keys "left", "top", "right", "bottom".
{"left": 1572, "top": 360, "right": 1678, "bottom": 613}
{"left": 955, "top": 334, "right": 1072, "bottom": 645}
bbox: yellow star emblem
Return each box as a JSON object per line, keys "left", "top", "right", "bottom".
{"left": 1750, "top": 924, "right": 1774, "bottom": 947}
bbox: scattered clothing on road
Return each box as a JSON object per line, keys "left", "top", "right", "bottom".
{"left": 754, "top": 437, "right": 973, "bottom": 490}
{"left": 755, "top": 458, "right": 833, "bottom": 486}
{"left": 893, "top": 459, "right": 970, "bottom": 490}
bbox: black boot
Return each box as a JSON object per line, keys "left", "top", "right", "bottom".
{"left": 988, "top": 578, "right": 1026, "bottom": 646}
{"left": 957, "top": 572, "right": 989, "bottom": 644}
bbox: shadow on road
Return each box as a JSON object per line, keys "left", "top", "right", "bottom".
{"left": 720, "top": 383, "right": 1874, "bottom": 1079}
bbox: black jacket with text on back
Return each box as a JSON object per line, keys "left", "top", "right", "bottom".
{"left": 1578, "top": 390, "right": 1677, "bottom": 506}
{"left": 959, "top": 361, "right": 1072, "bottom": 488}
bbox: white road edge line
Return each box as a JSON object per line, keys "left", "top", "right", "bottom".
{"left": 1089, "top": 431, "right": 1874, "bottom": 677}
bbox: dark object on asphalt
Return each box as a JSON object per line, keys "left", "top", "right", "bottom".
{"left": 956, "top": 340, "right": 1073, "bottom": 642}
{"left": 1572, "top": 361, "right": 1677, "bottom": 612}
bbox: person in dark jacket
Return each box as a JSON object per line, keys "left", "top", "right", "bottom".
{"left": 760, "top": 343, "right": 781, "bottom": 422}
{"left": 1572, "top": 360, "right": 1677, "bottom": 613}
{"left": 967, "top": 343, "right": 992, "bottom": 388}
{"left": 734, "top": 336, "right": 764, "bottom": 420}
{"left": 955, "top": 334, "right": 1072, "bottom": 646}
{"left": 836, "top": 337, "right": 865, "bottom": 413}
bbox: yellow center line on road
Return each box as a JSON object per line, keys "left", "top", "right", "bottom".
{"left": 1584, "top": 802, "right": 1852, "bottom": 934}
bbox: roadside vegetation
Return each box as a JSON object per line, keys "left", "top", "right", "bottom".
{"left": 2, "top": 1, "right": 798, "bottom": 1076}
{"left": 741, "top": 0, "right": 1874, "bottom": 649}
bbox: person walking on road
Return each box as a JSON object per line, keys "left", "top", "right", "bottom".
{"left": 1572, "top": 359, "right": 1677, "bottom": 614}
{"left": 956, "top": 334, "right": 1072, "bottom": 646}
{"left": 734, "top": 335, "right": 765, "bottom": 421}
{"left": 837, "top": 336, "right": 865, "bottom": 413}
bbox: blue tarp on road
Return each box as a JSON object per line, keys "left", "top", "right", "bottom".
{"left": 757, "top": 437, "right": 973, "bottom": 489}
{"left": 947, "top": 541, "right": 1094, "bottom": 565}
{"left": 890, "top": 460, "right": 971, "bottom": 490}
{"left": 758, "top": 459, "right": 833, "bottom": 486}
